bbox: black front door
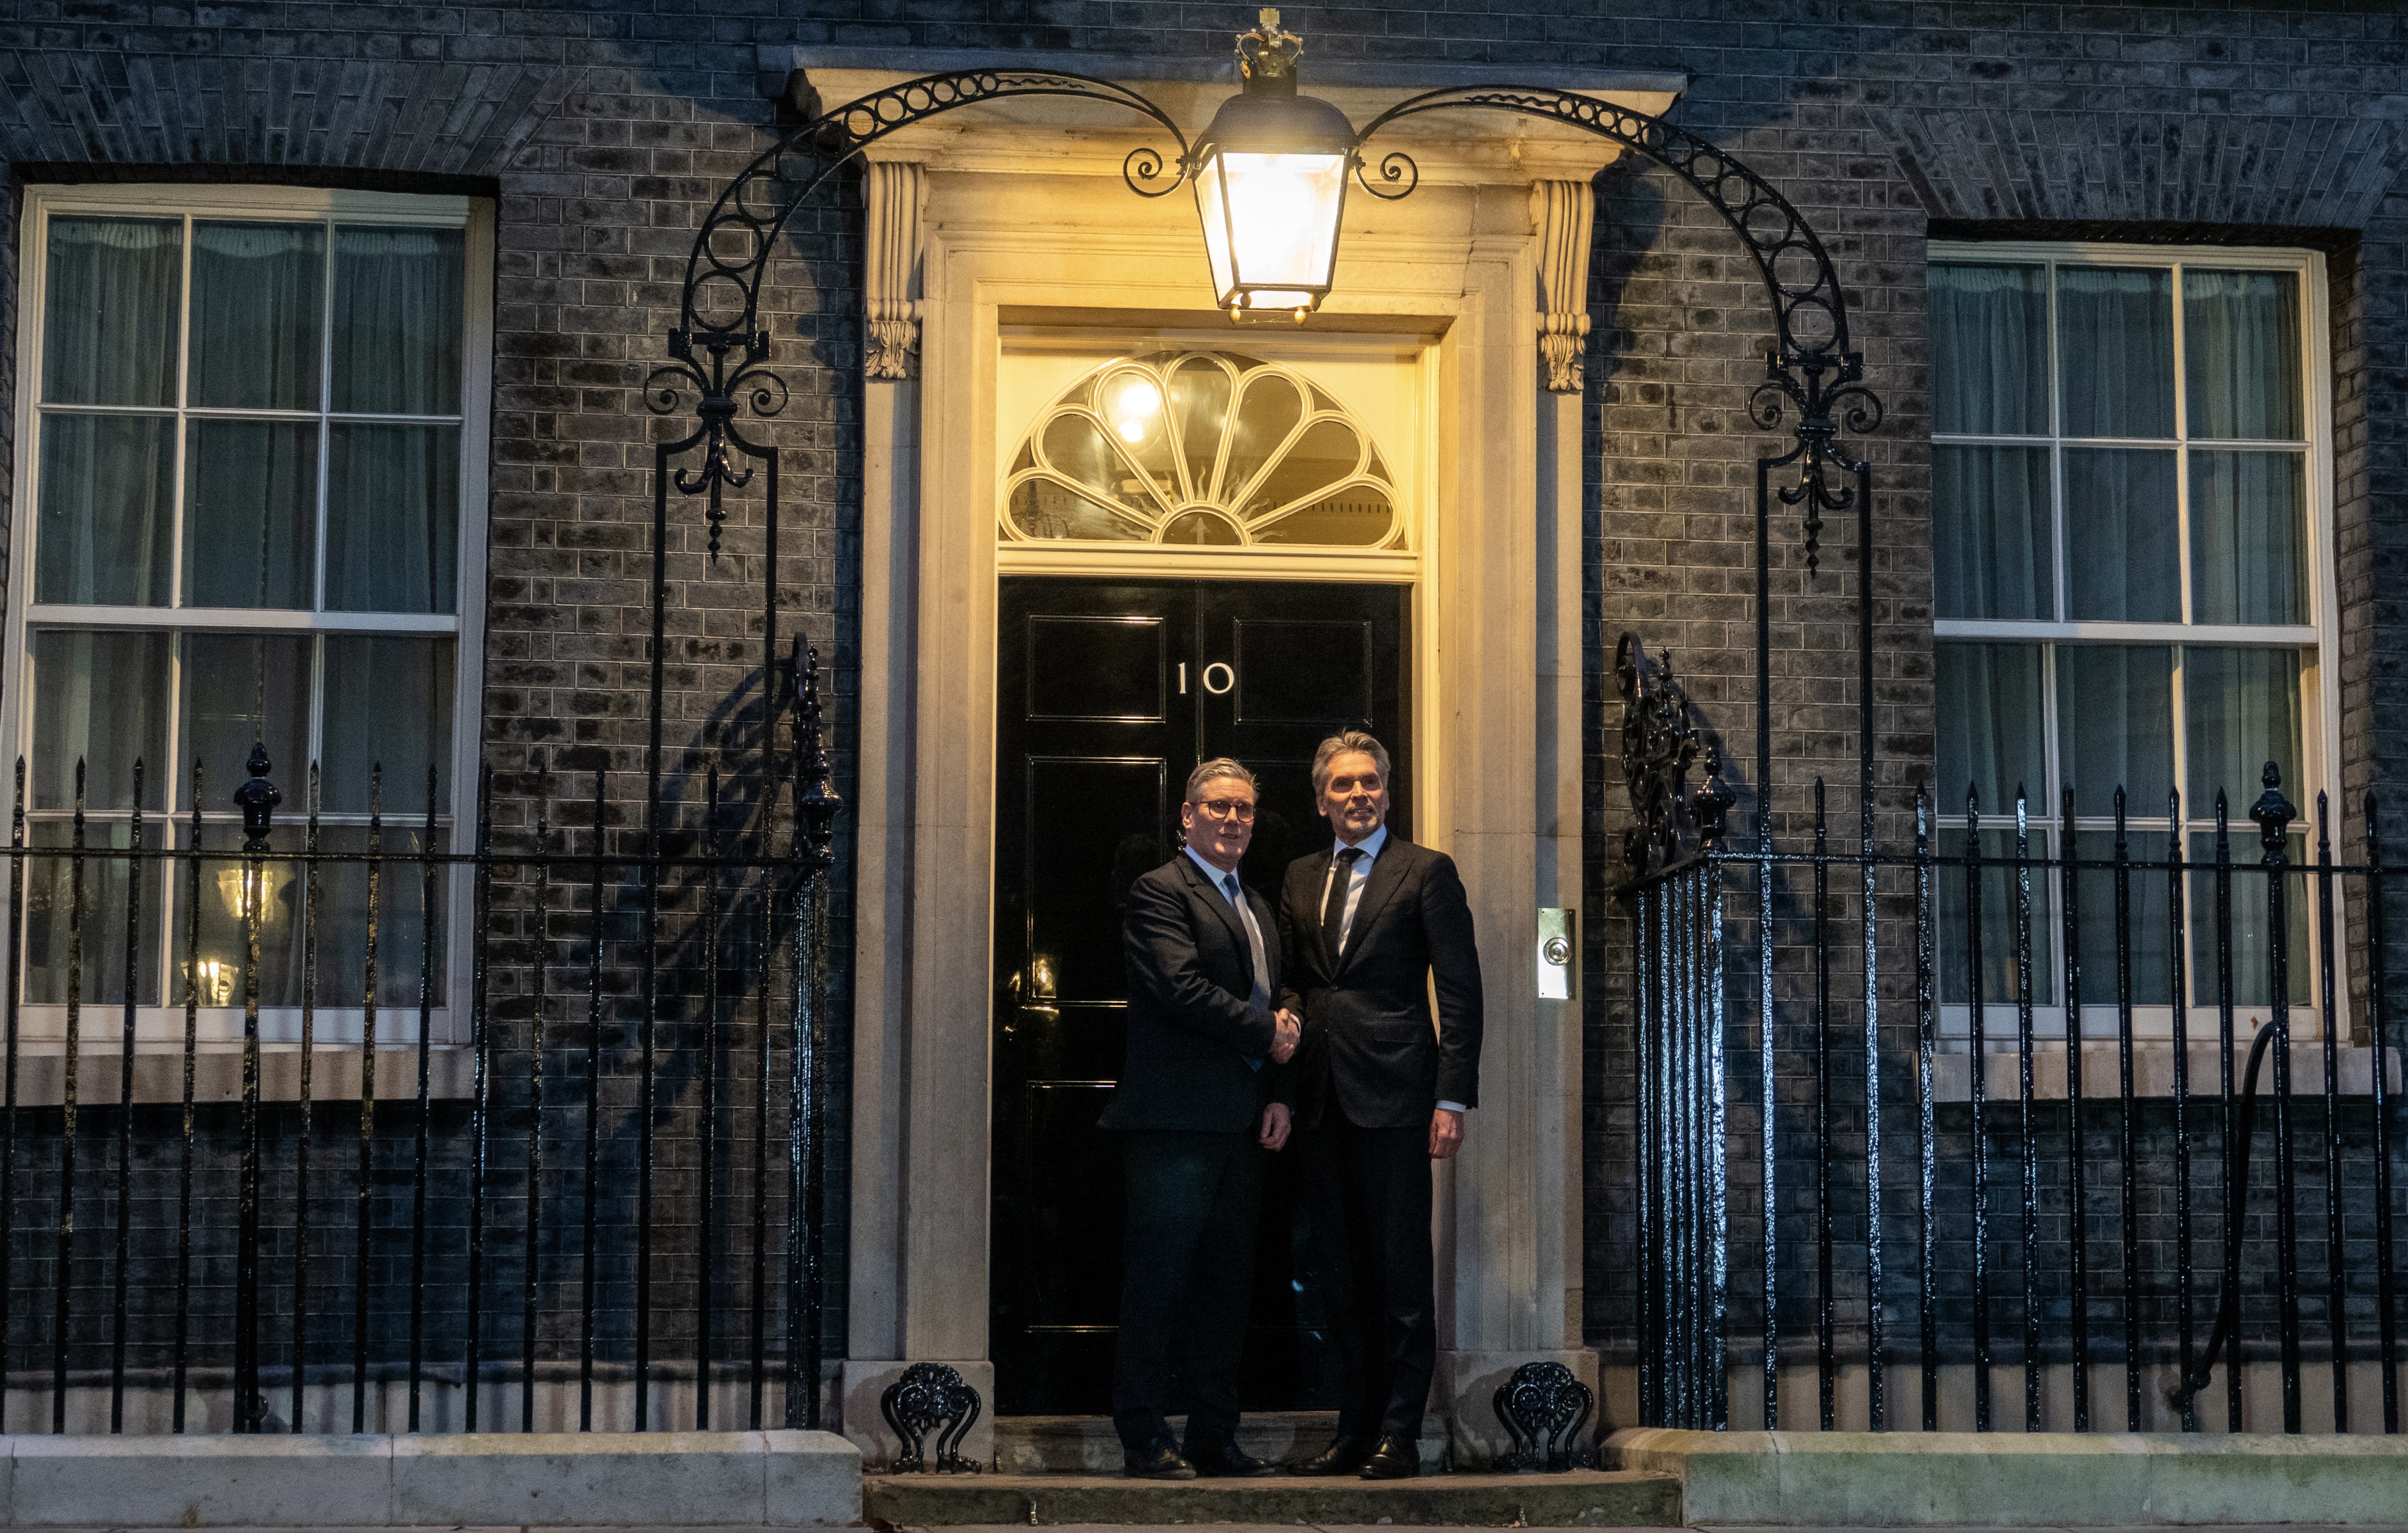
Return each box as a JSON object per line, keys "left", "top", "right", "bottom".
{"left": 990, "top": 576, "right": 1411, "bottom": 1415}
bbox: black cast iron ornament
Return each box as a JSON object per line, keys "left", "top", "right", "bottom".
{"left": 1615, "top": 634, "right": 1732, "bottom": 880}
{"left": 1491, "top": 1360, "right": 1597, "bottom": 1472}
{"left": 658, "top": 11, "right": 1878, "bottom": 570}
{"left": 878, "top": 1362, "right": 985, "bottom": 1474}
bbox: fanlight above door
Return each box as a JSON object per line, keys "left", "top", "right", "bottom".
{"left": 1002, "top": 351, "right": 1403, "bottom": 550}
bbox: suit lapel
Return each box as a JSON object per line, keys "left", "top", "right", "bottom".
{"left": 1335, "top": 838, "right": 1411, "bottom": 979}
{"left": 1180, "top": 853, "right": 1254, "bottom": 985}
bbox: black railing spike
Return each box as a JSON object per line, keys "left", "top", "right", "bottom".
{"left": 2251, "top": 762, "right": 2296, "bottom": 857}
{"left": 235, "top": 741, "right": 280, "bottom": 853}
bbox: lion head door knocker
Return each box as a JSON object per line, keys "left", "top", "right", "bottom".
{"left": 1492, "top": 1360, "right": 1597, "bottom": 1473}
{"left": 878, "top": 1363, "right": 984, "bottom": 1474}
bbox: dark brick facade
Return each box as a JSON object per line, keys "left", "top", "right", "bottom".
{"left": 1, "top": 0, "right": 2402, "bottom": 1405}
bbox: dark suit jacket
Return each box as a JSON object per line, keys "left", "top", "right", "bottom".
{"left": 1276, "top": 835, "right": 1484, "bottom": 1131}
{"left": 1101, "top": 852, "right": 1292, "bottom": 1133}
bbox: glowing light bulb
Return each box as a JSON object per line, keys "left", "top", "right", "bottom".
{"left": 1108, "top": 376, "right": 1162, "bottom": 443}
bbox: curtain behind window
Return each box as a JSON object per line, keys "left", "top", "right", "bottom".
{"left": 2185, "top": 269, "right": 2302, "bottom": 441}
{"left": 1929, "top": 263, "right": 2048, "bottom": 435}
{"left": 41, "top": 218, "right": 180, "bottom": 406}
{"left": 332, "top": 227, "right": 464, "bottom": 415}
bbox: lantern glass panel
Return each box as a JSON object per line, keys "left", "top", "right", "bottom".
{"left": 1194, "top": 150, "right": 1347, "bottom": 310}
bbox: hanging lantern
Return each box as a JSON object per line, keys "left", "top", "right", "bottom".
{"left": 1190, "top": 9, "right": 1357, "bottom": 322}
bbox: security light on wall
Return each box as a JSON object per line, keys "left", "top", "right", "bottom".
{"left": 1190, "top": 9, "right": 1358, "bottom": 322}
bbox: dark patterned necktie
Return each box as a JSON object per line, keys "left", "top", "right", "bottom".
{"left": 1320, "top": 847, "right": 1365, "bottom": 968}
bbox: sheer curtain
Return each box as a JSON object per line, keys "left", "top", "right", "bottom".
{"left": 183, "top": 420, "right": 317, "bottom": 607}
{"left": 2059, "top": 267, "right": 2175, "bottom": 438}
{"left": 1928, "top": 263, "right": 2048, "bottom": 434}
{"left": 2190, "top": 450, "right": 2305, "bottom": 625}
{"left": 328, "top": 425, "right": 460, "bottom": 612}
{"left": 2055, "top": 645, "right": 2174, "bottom": 814}
{"left": 332, "top": 227, "right": 464, "bottom": 413}
{"left": 36, "top": 416, "right": 173, "bottom": 605}
{"left": 188, "top": 221, "right": 324, "bottom": 410}
{"left": 1935, "top": 641, "right": 2044, "bottom": 813}
{"left": 2065, "top": 448, "right": 2180, "bottom": 620}
{"left": 1934, "top": 444, "right": 2051, "bottom": 619}
{"left": 41, "top": 217, "right": 180, "bottom": 406}
{"left": 2185, "top": 269, "right": 2302, "bottom": 440}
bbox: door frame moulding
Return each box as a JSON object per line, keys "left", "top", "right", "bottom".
{"left": 843, "top": 158, "right": 1595, "bottom": 1461}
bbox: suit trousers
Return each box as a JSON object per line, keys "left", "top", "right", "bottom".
{"left": 1300, "top": 1111, "right": 1435, "bottom": 1444}
{"left": 1111, "top": 1128, "right": 1268, "bottom": 1453}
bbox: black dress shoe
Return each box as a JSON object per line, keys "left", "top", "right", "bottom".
{"left": 1123, "top": 1440, "right": 1198, "bottom": 1479}
{"left": 1289, "top": 1435, "right": 1373, "bottom": 1475}
{"left": 1358, "top": 1435, "right": 1419, "bottom": 1480}
{"left": 1186, "top": 1442, "right": 1277, "bottom": 1478}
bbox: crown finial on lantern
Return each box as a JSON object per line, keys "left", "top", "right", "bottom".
{"left": 1237, "top": 7, "right": 1303, "bottom": 87}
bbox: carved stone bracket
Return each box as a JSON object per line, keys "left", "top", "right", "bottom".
{"left": 864, "top": 161, "right": 926, "bottom": 381}
{"left": 1532, "top": 179, "right": 1595, "bottom": 395}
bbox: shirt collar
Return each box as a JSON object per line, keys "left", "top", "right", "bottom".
{"left": 1184, "top": 844, "right": 1244, "bottom": 896}
{"left": 1334, "top": 823, "right": 1389, "bottom": 864}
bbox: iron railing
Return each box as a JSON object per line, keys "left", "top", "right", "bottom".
{"left": 1626, "top": 762, "right": 2404, "bottom": 1435}
{"left": 0, "top": 652, "right": 841, "bottom": 1436}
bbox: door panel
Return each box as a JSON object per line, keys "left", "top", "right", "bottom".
{"left": 992, "top": 576, "right": 1410, "bottom": 1415}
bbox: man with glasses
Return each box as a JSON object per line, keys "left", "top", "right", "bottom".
{"left": 1275, "top": 731, "right": 1483, "bottom": 1480}
{"left": 1102, "top": 758, "right": 1303, "bottom": 1479}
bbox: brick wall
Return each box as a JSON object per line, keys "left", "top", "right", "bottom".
{"left": 1, "top": 0, "right": 2402, "bottom": 1400}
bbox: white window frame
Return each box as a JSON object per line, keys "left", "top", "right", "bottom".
{"left": 1927, "top": 239, "right": 2340, "bottom": 1047}
{"left": 5, "top": 183, "right": 493, "bottom": 1048}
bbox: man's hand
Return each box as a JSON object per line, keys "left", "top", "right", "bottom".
{"left": 1259, "top": 1101, "right": 1292, "bottom": 1151}
{"left": 1269, "top": 1007, "right": 1301, "bottom": 1064}
{"left": 1428, "top": 1106, "right": 1465, "bottom": 1160}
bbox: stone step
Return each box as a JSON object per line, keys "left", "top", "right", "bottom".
{"left": 865, "top": 1469, "right": 1681, "bottom": 1528}
{"left": 993, "top": 1412, "right": 1446, "bottom": 1475}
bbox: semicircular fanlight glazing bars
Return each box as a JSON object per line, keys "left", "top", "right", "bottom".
{"left": 1002, "top": 351, "right": 1401, "bottom": 550}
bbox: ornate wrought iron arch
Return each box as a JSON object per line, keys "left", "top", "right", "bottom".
{"left": 651, "top": 70, "right": 1889, "bottom": 1436}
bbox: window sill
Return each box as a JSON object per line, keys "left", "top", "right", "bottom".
{"left": 1931, "top": 1039, "right": 2397, "bottom": 1104}
{"left": 3, "top": 1044, "right": 473, "bottom": 1106}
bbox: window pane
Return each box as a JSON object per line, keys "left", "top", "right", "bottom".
{"left": 29, "top": 630, "right": 170, "bottom": 812}
{"left": 35, "top": 413, "right": 174, "bottom": 605}
{"left": 1938, "top": 826, "right": 2057, "bottom": 1006}
{"left": 1933, "top": 444, "right": 2052, "bottom": 619}
{"left": 2064, "top": 447, "right": 2179, "bottom": 621}
{"left": 320, "top": 636, "right": 456, "bottom": 815}
{"left": 2059, "top": 267, "right": 2175, "bottom": 438}
{"left": 188, "top": 221, "right": 325, "bottom": 411}
{"left": 183, "top": 420, "right": 318, "bottom": 608}
{"left": 1935, "top": 641, "right": 2045, "bottom": 817}
{"left": 331, "top": 226, "right": 464, "bottom": 415}
{"left": 2186, "top": 832, "right": 2310, "bottom": 1008}
{"left": 308, "top": 823, "right": 449, "bottom": 1010}
{"left": 326, "top": 424, "right": 460, "bottom": 613}
{"left": 2072, "top": 828, "right": 2174, "bottom": 1009}
{"left": 2189, "top": 450, "right": 2306, "bottom": 626}
{"left": 2182, "top": 646, "right": 2303, "bottom": 812}
{"left": 172, "top": 821, "right": 446, "bottom": 1011}
{"left": 2055, "top": 646, "right": 2174, "bottom": 817}
{"left": 41, "top": 217, "right": 181, "bottom": 408}
{"left": 1929, "top": 263, "right": 2049, "bottom": 436}
{"left": 178, "top": 633, "right": 313, "bottom": 810}
{"left": 2185, "top": 268, "right": 2302, "bottom": 441}
{"left": 23, "top": 818, "right": 165, "bottom": 1007}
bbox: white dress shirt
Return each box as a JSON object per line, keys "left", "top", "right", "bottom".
{"left": 1320, "top": 825, "right": 1466, "bottom": 1116}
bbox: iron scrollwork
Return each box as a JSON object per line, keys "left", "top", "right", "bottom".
{"left": 878, "top": 1362, "right": 985, "bottom": 1474}
{"left": 1617, "top": 633, "right": 1733, "bottom": 880}
{"left": 657, "top": 70, "right": 1192, "bottom": 560}
{"left": 1346, "top": 84, "right": 1882, "bottom": 572}
{"left": 1491, "top": 1360, "right": 1597, "bottom": 1473}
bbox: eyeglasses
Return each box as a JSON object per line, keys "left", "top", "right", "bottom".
{"left": 1194, "top": 797, "right": 1257, "bottom": 821}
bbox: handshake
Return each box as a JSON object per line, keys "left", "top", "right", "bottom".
{"left": 1269, "top": 1007, "right": 1301, "bottom": 1064}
